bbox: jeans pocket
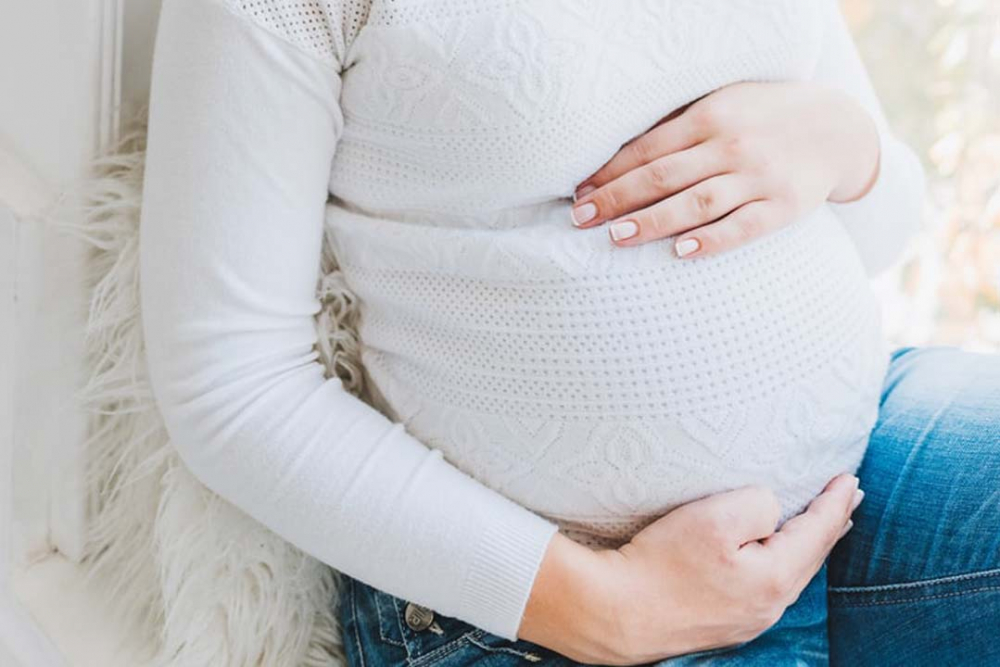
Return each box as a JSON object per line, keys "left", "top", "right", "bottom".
{"left": 369, "top": 578, "right": 559, "bottom": 665}
{"left": 345, "top": 575, "right": 483, "bottom": 666}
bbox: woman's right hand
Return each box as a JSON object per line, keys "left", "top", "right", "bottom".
{"left": 518, "top": 473, "right": 863, "bottom": 665}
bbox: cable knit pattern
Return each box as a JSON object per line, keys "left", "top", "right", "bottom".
{"left": 141, "top": 0, "right": 925, "bottom": 641}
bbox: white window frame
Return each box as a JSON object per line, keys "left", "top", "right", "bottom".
{"left": 0, "top": 0, "right": 159, "bottom": 664}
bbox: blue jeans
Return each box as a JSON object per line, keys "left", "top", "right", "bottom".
{"left": 336, "top": 346, "right": 1000, "bottom": 666}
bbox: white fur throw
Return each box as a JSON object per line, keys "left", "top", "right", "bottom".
{"left": 45, "top": 106, "right": 374, "bottom": 666}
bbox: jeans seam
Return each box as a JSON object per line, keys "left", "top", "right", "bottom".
{"left": 464, "top": 632, "right": 541, "bottom": 660}
{"left": 374, "top": 592, "right": 405, "bottom": 648}
{"left": 829, "top": 585, "right": 1000, "bottom": 608}
{"left": 409, "top": 632, "right": 477, "bottom": 667}
{"left": 828, "top": 567, "right": 1000, "bottom": 594}
{"left": 348, "top": 577, "right": 368, "bottom": 667}
{"left": 389, "top": 595, "right": 419, "bottom": 666}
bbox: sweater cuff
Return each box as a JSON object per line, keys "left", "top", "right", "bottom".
{"left": 459, "top": 500, "right": 561, "bottom": 641}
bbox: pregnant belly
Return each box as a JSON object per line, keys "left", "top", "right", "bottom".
{"left": 325, "top": 200, "right": 890, "bottom": 548}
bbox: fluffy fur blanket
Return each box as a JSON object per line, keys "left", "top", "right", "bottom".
{"left": 45, "top": 106, "right": 374, "bottom": 666}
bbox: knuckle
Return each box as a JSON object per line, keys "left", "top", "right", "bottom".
{"left": 738, "top": 211, "right": 763, "bottom": 240}
{"left": 587, "top": 167, "right": 609, "bottom": 188}
{"left": 691, "top": 189, "right": 716, "bottom": 218}
{"left": 695, "top": 102, "right": 723, "bottom": 131}
{"left": 721, "top": 135, "right": 747, "bottom": 161}
{"left": 731, "top": 216, "right": 756, "bottom": 245}
{"left": 646, "top": 211, "right": 671, "bottom": 237}
{"left": 628, "top": 136, "right": 657, "bottom": 165}
{"left": 599, "top": 187, "right": 623, "bottom": 216}
{"left": 700, "top": 512, "right": 731, "bottom": 546}
{"left": 713, "top": 544, "right": 739, "bottom": 569}
{"left": 647, "top": 158, "right": 673, "bottom": 190}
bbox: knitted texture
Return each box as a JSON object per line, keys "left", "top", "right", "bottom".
{"left": 318, "top": 0, "right": 898, "bottom": 547}
{"left": 330, "top": 204, "right": 890, "bottom": 548}
{"left": 138, "top": 0, "right": 925, "bottom": 642}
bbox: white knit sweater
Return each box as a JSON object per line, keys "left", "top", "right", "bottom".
{"left": 139, "top": 0, "right": 925, "bottom": 642}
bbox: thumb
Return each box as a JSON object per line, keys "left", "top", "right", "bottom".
{"left": 754, "top": 473, "right": 861, "bottom": 578}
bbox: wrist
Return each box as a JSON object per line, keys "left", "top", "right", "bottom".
{"left": 828, "top": 92, "right": 881, "bottom": 203}
{"left": 518, "top": 532, "right": 629, "bottom": 661}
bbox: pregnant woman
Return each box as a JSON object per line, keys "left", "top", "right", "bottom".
{"left": 139, "top": 0, "right": 1000, "bottom": 665}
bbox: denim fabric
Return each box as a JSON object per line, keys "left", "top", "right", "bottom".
{"left": 828, "top": 346, "right": 1000, "bottom": 666}
{"left": 336, "top": 346, "right": 1000, "bottom": 666}
{"left": 338, "top": 563, "right": 827, "bottom": 667}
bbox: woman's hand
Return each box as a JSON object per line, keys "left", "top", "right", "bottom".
{"left": 518, "top": 474, "right": 864, "bottom": 665}
{"left": 569, "top": 81, "right": 881, "bottom": 259}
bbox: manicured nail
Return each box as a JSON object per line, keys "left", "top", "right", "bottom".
{"left": 675, "top": 238, "right": 701, "bottom": 257}
{"left": 850, "top": 489, "right": 865, "bottom": 512}
{"left": 609, "top": 220, "right": 639, "bottom": 242}
{"left": 838, "top": 519, "right": 854, "bottom": 539}
{"left": 571, "top": 202, "right": 598, "bottom": 227}
{"left": 574, "top": 184, "right": 597, "bottom": 202}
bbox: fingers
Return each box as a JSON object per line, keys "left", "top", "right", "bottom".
{"left": 754, "top": 474, "right": 861, "bottom": 584}
{"left": 670, "top": 200, "right": 788, "bottom": 259}
{"left": 603, "top": 175, "right": 752, "bottom": 247}
{"left": 576, "top": 109, "right": 706, "bottom": 198}
{"left": 683, "top": 485, "right": 783, "bottom": 550}
{"left": 571, "top": 143, "right": 724, "bottom": 229}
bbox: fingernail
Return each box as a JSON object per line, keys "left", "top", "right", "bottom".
{"left": 609, "top": 219, "right": 640, "bottom": 241}
{"left": 571, "top": 202, "right": 598, "bottom": 227}
{"left": 850, "top": 489, "right": 865, "bottom": 512}
{"left": 675, "top": 238, "right": 701, "bottom": 257}
{"left": 574, "top": 184, "right": 596, "bottom": 202}
{"left": 838, "top": 519, "right": 854, "bottom": 539}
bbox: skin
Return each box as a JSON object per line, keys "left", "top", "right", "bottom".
{"left": 517, "top": 81, "right": 880, "bottom": 664}
{"left": 519, "top": 476, "right": 863, "bottom": 664}
{"left": 569, "top": 81, "right": 881, "bottom": 256}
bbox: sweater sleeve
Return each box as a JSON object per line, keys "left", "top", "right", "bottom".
{"left": 138, "top": 0, "right": 559, "bottom": 641}
{"left": 812, "top": 0, "right": 927, "bottom": 277}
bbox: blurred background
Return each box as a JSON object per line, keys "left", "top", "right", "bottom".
{"left": 845, "top": 0, "right": 1000, "bottom": 352}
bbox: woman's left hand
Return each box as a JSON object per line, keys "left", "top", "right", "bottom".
{"left": 569, "top": 81, "right": 882, "bottom": 258}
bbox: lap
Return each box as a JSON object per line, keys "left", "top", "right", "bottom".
{"left": 337, "top": 346, "right": 1000, "bottom": 666}
{"left": 646, "top": 565, "right": 829, "bottom": 667}
{"left": 828, "top": 345, "right": 1000, "bottom": 665}
{"left": 338, "top": 562, "right": 830, "bottom": 667}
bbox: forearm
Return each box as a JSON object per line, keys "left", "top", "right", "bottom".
{"left": 141, "top": 0, "right": 561, "bottom": 641}
{"left": 519, "top": 533, "right": 627, "bottom": 664}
